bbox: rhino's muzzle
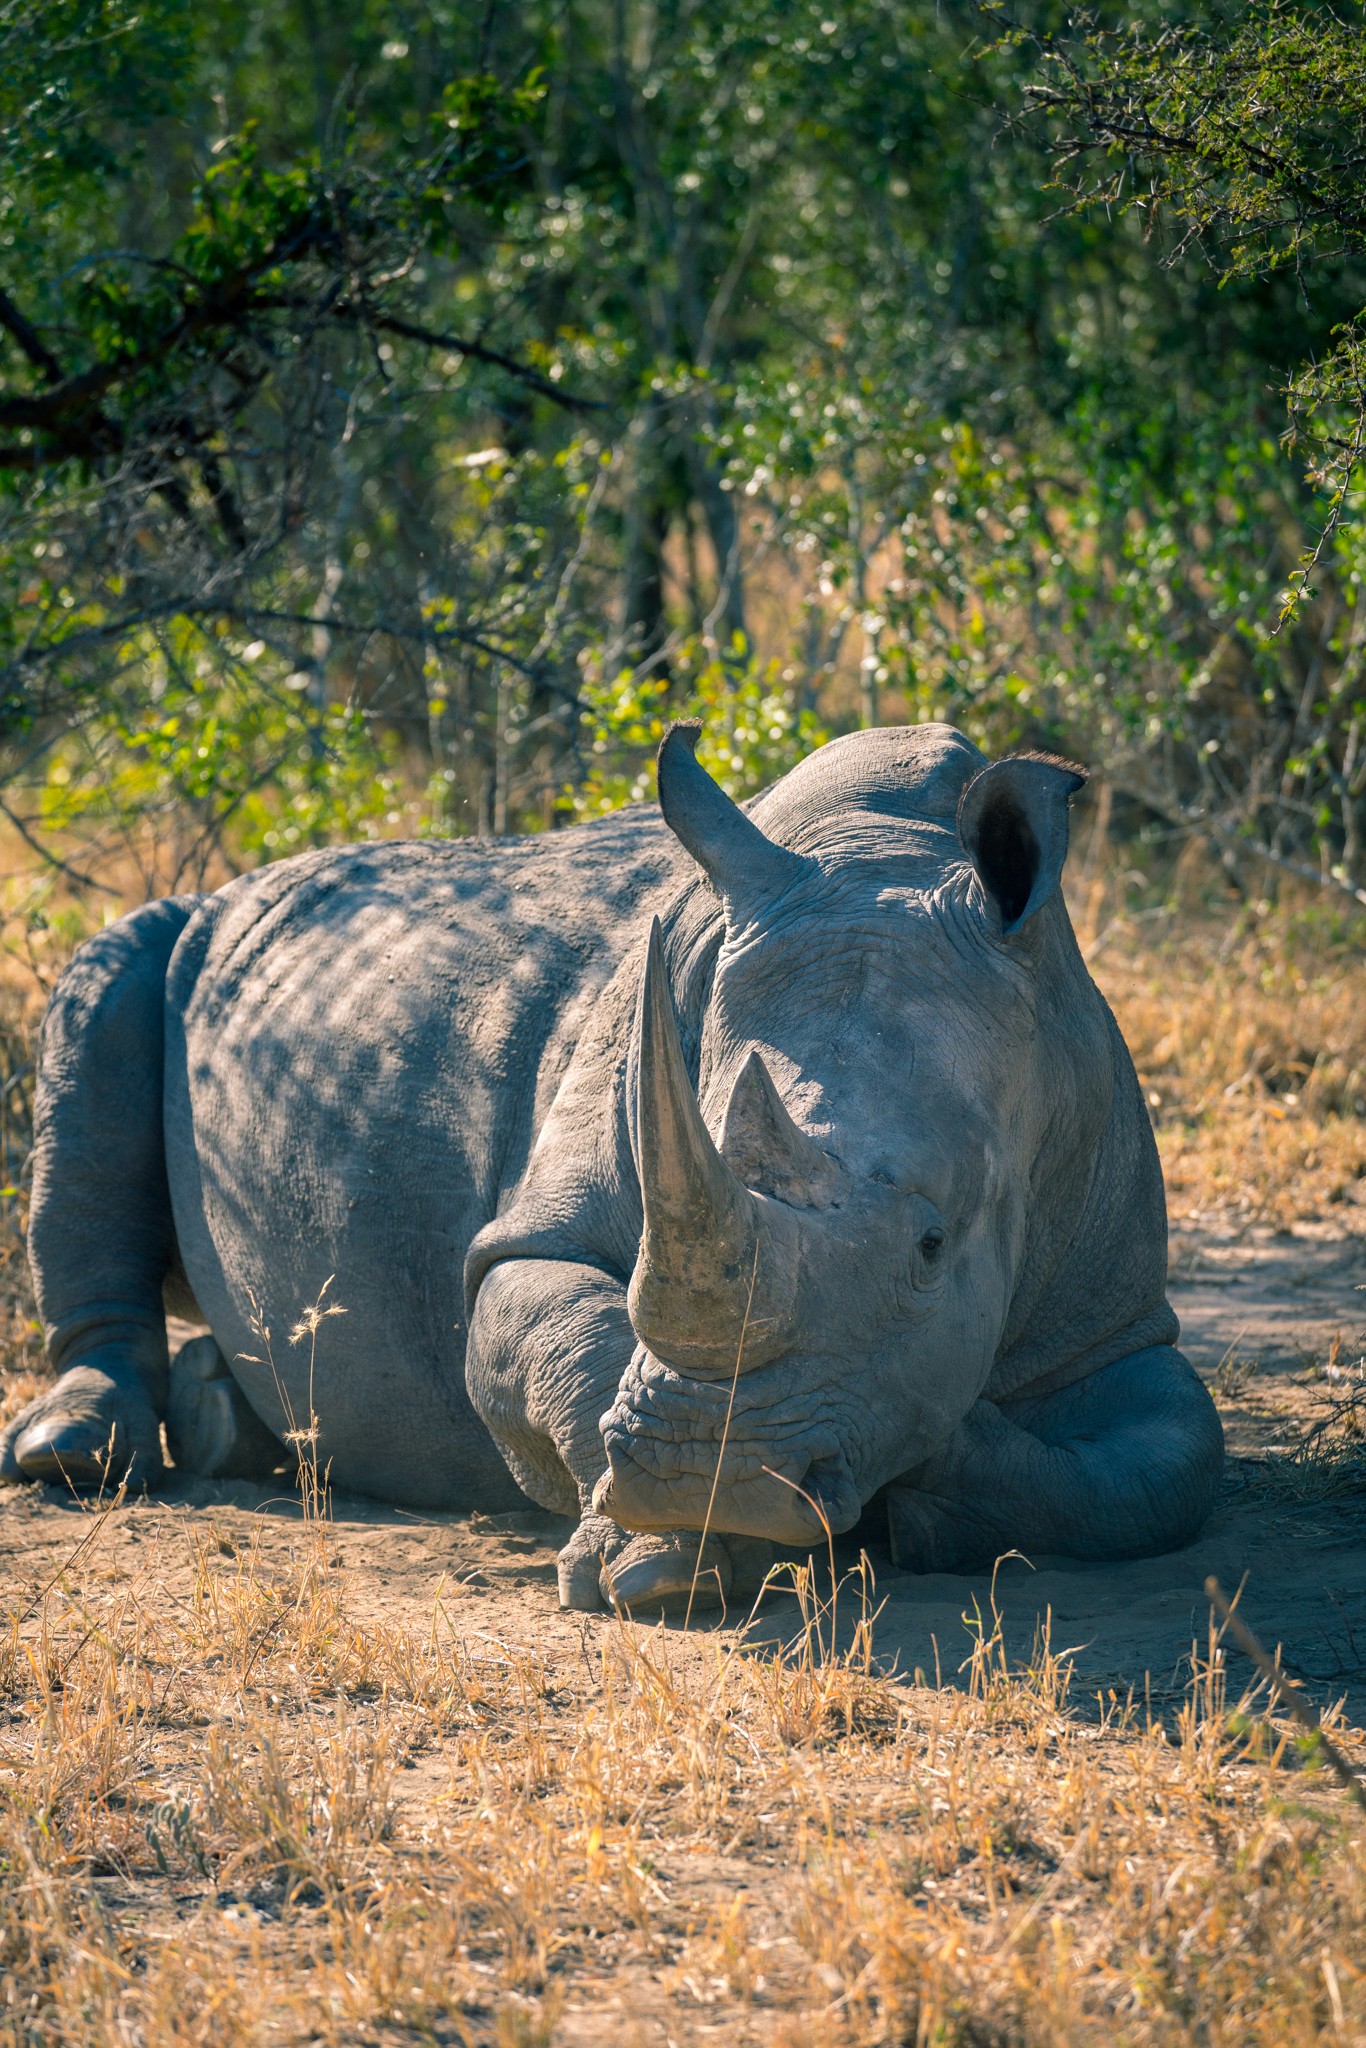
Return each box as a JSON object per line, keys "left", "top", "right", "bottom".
{"left": 593, "top": 1347, "right": 863, "bottom": 1545}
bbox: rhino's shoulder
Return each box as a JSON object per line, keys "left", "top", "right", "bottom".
{"left": 166, "top": 808, "right": 681, "bottom": 1011}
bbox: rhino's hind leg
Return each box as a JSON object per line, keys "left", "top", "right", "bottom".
{"left": 5, "top": 897, "right": 199, "bottom": 1491}
{"left": 166, "top": 1336, "right": 286, "bottom": 1481}
{"left": 886, "top": 1345, "right": 1224, "bottom": 1575}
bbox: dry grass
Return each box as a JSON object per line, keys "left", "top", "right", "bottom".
{"left": 1080, "top": 867, "right": 1366, "bottom": 1231}
{"left": 0, "top": 1494, "right": 1363, "bottom": 2048}
{"left": 0, "top": 847, "right": 1363, "bottom": 2043}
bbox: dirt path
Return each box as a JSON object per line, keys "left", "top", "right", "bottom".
{"left": 2, "top": 1222, "right": 1363, "bottom": 1717}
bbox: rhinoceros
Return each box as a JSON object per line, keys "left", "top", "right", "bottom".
{"left": 3, "top": 722, "right": 1222, "bottom": 1611}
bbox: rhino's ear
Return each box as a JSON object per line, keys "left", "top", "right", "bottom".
{"left": 657, "top": 721, "right": 808, "bottom": 924}
{"left": 957, "top": 754, "right": 1087, "bottom": 934}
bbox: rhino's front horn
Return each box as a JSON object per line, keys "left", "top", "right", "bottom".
{"left": 629, "top": 919, "right": 801, "bottom": 1376}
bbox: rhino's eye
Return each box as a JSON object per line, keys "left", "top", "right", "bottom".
{"left": 919, "top": 1226, "right": 946, "bottom": 1261}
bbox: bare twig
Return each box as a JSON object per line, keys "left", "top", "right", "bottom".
{"left": 356, "top": 312, "right": 604, "bottom": 412}
{"left": 0, "top": 790, "right": 119, "bottom": 894}
{"left": 1206, "top": 1576, "right": 1366, "bottom": 1813}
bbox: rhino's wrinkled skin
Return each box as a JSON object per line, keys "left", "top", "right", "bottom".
{"left": 6, "top": 724, "right": 1223, "bottom": 1612}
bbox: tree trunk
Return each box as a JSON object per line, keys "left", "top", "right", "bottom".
{"left": 621, "top": 459, "right": 671, "bottom": 670}
{"left": 686, "top": 437, "right": 745, "bottom": 652}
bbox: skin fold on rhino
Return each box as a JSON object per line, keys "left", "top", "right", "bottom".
{"left": 4, "top": 723, "right": 1223, "bottom": 1614}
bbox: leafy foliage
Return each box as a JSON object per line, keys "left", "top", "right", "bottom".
{"left": 0, "top": 0, "right": 1364, "bottom": 903}
{"left": 1016, "top": 1, "right": 1366, "bottom": 614}
{"left": 568, "top": 640, "right": 829, "bottom": 818}
{"left": 39, "top": 639, "right": 402, "bottom": 880}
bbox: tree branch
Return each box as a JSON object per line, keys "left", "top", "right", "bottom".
{"left": 0, "top": 285, "right": 64, "bottom": 385}
{"left": 0, "top": 790, "right": 118, "bottom": 894}
{"left": 354, "top": 312, "right": 604, "bottom": 411}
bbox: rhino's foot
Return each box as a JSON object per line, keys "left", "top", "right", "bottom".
{"left": 557, "top": 1514, "right": 775, "bottom": 1618}
{"left": 557, "top": 1513, "right": 630, "bottom": 1611}
{"left": 602, "top": 1530, "right": 733, "bottom": 1616}
{"left": 167, "top": 1336, "right": 285, "bottom": 1481}
{"left": 0, "top": 1364, "right": 165, "bottom": 1491}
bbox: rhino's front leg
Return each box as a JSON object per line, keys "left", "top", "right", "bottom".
{"left": 886, "top": 1345, "right": 1224, "bottom": 1574}
{"left": 467, "top": 1259, "right": 768, "bottom": 1614}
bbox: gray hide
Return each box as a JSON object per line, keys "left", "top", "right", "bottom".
{"left": 9, "top": 724, "right": 1222, "bottom": 1610}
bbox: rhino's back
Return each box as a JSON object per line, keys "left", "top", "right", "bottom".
{"left": 162, "top": 810, "right": 680, "bottom": 1507}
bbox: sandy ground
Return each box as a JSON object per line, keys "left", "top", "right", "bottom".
{"left": 1, "top": 1220, "right": 1363, "bottom": 1723}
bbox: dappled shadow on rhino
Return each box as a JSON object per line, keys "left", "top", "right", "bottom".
{"left": 5, "top": 722, "right": 1222, "bottom": 1615}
